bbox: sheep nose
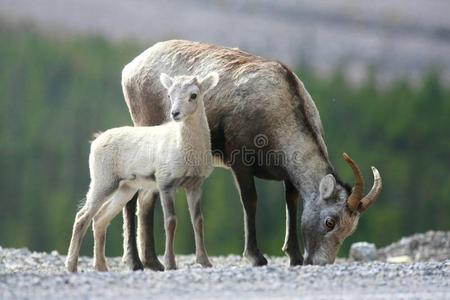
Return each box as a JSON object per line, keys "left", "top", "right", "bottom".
{"left": 171, "top": 111, "right": 180, "bottom": 119}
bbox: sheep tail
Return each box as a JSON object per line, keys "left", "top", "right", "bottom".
{"left": 90, "top": 131, "right": 103, "bottom": 143}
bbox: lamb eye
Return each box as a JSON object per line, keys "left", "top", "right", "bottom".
{"left": 325, "top": 217, "right": 336, "bottom": 231}
{"left": 190, "top": 93, "right": 197, "bottom": 100}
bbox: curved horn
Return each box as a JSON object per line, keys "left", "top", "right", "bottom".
{"left": 343, "top": 153, "right": 365, "bottom": 211}
{"left": 359, "top": 166, "right": 382, "bottom": 212}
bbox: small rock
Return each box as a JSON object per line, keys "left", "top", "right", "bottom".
{"left": 387, "top": 255, "right": 413, "bottom": 264}
{"left": 350, "top": 242, "right": 377, "bottom": 262}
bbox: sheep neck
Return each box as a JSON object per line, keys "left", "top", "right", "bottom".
{"left": 178, "top": 102, "right": 211, "bottom": 154}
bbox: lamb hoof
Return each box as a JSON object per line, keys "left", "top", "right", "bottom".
{"left": 164, "top": 260, "right": 177, "bottom": 270}
{"left": 164, "top": 264, "right": 177, "bottom": 271}
{"left": 66, "top": 265, "right": 77, "bottom": 273}
{"left": 65, "top": 259, "right": 78, "bottom": 273}
{"left": 196, "top": 257, "right": 213, "bottom": 268}
{"left": 95, "top": 264, "right": 109, "bottom": 272}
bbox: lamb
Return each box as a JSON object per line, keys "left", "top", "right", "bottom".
{"left": 65, "top": 71, "right": 219, "bottom": 272}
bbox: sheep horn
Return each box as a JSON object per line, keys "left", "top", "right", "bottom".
{"left": 343, "top": 153, "right": 365, "bottom": 211}
{"left": 358, "top": 166, "right": 382, "bottom": 212}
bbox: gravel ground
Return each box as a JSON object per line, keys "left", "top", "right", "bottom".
{"left": 1, "top": 246, "right": 449, "bottom": 300}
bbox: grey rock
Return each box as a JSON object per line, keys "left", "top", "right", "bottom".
{"left": 378, "top": 231, "right": 450, "bottom": 262}
{"left": 350, "top": 242, "right": 377, "bottom": 262}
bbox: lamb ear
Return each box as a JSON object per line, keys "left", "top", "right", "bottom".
{"left": 319, "top": 174, "right": 336, "bottom": 200}
{"left": 198, "top": 72, "right": 219, "bottom": 92}
{"left": 160, "top": 73, "right": 173, "bottom": 89}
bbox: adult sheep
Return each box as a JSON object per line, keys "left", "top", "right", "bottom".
{"left": 121, "top": 40, "right": 382, "bottom": 269}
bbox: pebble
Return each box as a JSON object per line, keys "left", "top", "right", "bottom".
{"left": 349, "top": 242, "right": 377, "bottom": 262}
{"left": 387, "top": 255, "right": 413, "bottom": 264}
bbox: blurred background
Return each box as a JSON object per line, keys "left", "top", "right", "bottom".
{"left": 0, "top": 0, "right": 449, "bottom": 258}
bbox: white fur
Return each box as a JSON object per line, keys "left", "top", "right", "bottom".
{"left": 66, "top": 72, "right": 218, "bottom": 272}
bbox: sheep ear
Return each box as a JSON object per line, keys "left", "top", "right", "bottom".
{"left": 160, "top": 73, "right": 173, "bottom": 89}
{"left": 319, "top": 174, "right": 336, "bottom": 200}
{"left": 198, "top": 72, "right": 219, "bottom": 92}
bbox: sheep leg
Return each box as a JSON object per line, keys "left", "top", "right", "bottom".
{"left": 122, "top": 192, "right": 144, "bottom": 271}
{"left": 66, "top": 186, "right": 111, "bottom": 272}
{"left": 66, "top": 204, "right": 93, "bottom": 273}
{"left": 232, "top": 167, "right": 268, "bottom": 266}
{"left": 282, "top": 180, "right": 303, "bottom": 266}
{"left": 137, "top": 189, "right": 164, "bottom": 271}
{"left": 93, "top": 185, "right": 137, "bottom": 272}
{"left": 186, "top": 184, "right": 212, "bottom": 267}
{"left": 160, "top": 188, "right": 177, "bottom": 270}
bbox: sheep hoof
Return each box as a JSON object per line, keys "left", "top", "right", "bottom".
{"left": 123, "top": 255, "right": 144, "bottom": 271}
{"left": 283, "top": 247, "right": 304, "bottom": 266}
{"left": 244, "top": 249, "right": 268, "bottom": 266}
{"left": 143, "top": 259, "right": 164, "bottom": 271}
{"left": 129, "top": 261, "right": 144, "bottom": 271}
{"left": 164, "top": 259, "right": 177, "bottom": 270}
{"left": 164, "top": 264, "right": 177, "bottom": 271}
{"left": 94, "top": 263, "right": 109, "bottom": 272}
{"left": 65, "top": 259, "right": 78, "bottom": 273}
{"left": 288, "top": 255, "right": 304, "bottom": 266}
{"left": 196, "top": 257, "right": 213, "bottom": 268}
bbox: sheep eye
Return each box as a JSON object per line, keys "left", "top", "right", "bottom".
{"left": 325, "top": 217, "right": 336, "bottom": 231}
{"left": 190, "top": 93, "right": 197, "bottom": 100}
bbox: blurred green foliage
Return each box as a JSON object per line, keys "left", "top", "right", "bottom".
{"left": 0, "top": 23, "right": 449, "bottom": 259}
